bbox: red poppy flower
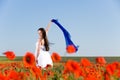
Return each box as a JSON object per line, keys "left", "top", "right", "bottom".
{"left": 106, "top": 63, "right": 117, "bottom": 75}
{"left": 66, "top": 45, "right": 76, "bottom": 53}
{"left": 40, "top": 72, "right": 47, "bottom": 80}
{"left": 96, "top": 57, "right": 106, "bottom": 64}
{"left": 6, "top": 70, "right": 19, "bottom": 80}
{"left": 65, "top": 60, "right": 79, "bottom": 72}
{"left": 117, "top": 69, "right": 120, "bottom": 77}
{"left": 23, "top": 52, "right": 35, "bottom": 67}
{"left": 30, "top": 66, "right": 42, "bottom": 79}
{"left": 0, "top": 72, "right": 5, "bottom": 80}
{"left": 84, "top": 76, "right": 97, "bottom": 80}
{"left": 80, "top": 58, "right": 92, "bottom": 67}
{"left": 51, "top": 52, "right": 61, "bottom": 62}
{"left": 3, "top": 51, "right": 16, "bottom": 60}
{"left": 64, "top": 60, "right": 82, "bottom": 78}
{"left": 104, "top": 72, "right": 110, "bottom": 80}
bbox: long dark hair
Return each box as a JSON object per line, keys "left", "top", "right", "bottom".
{"left": 38, "top": 28, "right": 49, "bottom": 51}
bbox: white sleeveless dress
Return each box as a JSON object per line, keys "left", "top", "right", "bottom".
{"left": 35, "top": 42, "right": 53, "bottom": 68}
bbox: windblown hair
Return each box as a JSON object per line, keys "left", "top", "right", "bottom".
{"left": 38, "top": 28, "right": 49, "bottom": 51}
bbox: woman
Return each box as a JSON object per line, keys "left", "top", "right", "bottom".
{"left": 35, "top": 22, "right": 53, "bottom": 68}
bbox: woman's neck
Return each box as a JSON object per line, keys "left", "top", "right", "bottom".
{"left": 38, "top": 37, "right": 43, "bottom": 40}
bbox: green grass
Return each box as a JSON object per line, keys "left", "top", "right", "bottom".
{"left": 62, "top": 56, "right": 120, "bottom": 63}
{"left": 1, "top": 56, "right": 120, "bottom": 63}
{"left": 0, "top": 56, "right": 22, "bottom": 61}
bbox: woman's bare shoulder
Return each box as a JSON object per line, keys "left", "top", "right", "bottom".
{"left": 36, "top": 39, "right": 40, "bottom": 44}
{"left": 41, "top": 39, "right": 45, "bottom": 45}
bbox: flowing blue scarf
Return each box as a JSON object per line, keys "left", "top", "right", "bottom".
{"left": 51, "top": 19, "right": 79, "bottom": 53}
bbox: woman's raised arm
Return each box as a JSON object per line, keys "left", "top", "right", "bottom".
{"left": 46, "top": 21, "right": 52, "bottom": 34}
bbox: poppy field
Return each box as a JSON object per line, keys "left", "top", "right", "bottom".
{"left": 0, "top": 51, "right": 120, "bottom": 80}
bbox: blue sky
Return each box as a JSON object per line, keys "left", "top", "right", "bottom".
{"left": 0, "top": 0, "right": 120, "bottom": 56}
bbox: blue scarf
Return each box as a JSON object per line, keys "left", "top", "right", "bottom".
{"left": 51, "top": 19, "right": 79, "bottom": 53}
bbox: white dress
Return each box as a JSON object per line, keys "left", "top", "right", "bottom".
{"left": 35, "top": 42, "right": 53, "bottom": 68}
